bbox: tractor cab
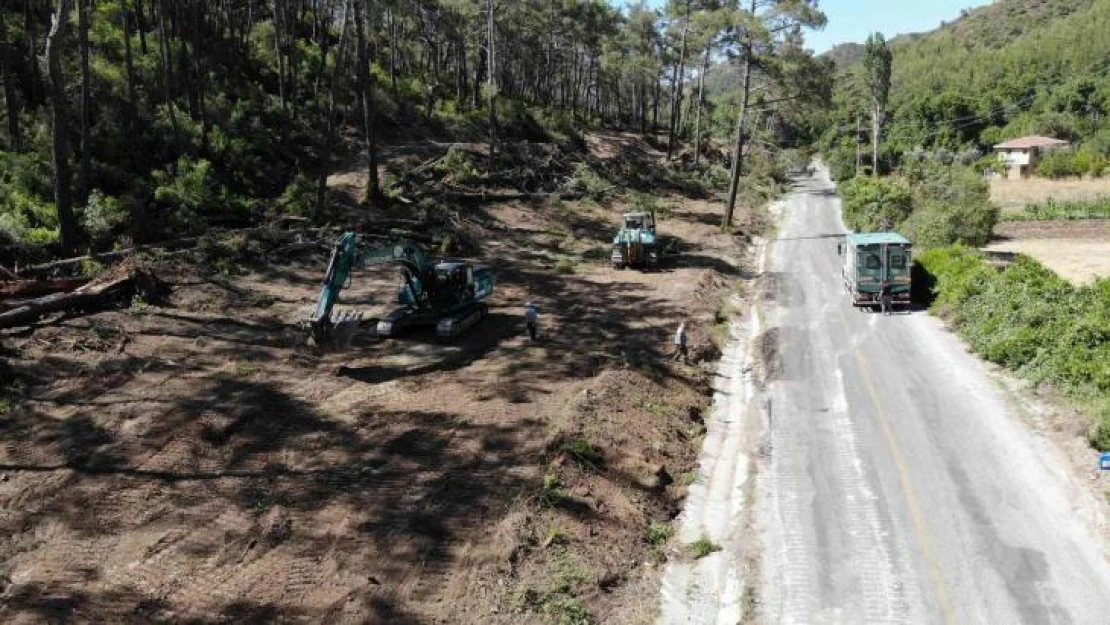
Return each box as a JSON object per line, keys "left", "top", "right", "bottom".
{"left": 612, "top": 212, "right": 661, "bottom": 269}
{"left": 621, "top": 212, "right": 656, "bottom": 234}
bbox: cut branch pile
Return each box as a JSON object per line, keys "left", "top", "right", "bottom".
{"left": 0, "top": 269, "right": 162, "bottom": 330}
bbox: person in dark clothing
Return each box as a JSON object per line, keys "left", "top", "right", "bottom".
{"left": 524, "top": 301, "right": 538, "bottom": 341}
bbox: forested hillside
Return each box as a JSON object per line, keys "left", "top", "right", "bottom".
{"left": 822, "top": 0, "right": 1110, "bottom": 178}
{"left": 0, "top": 0, "right": 828, "bottom": 266}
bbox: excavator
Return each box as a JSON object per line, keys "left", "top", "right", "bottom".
{"left": 309, "top": 233, "right": 494, "bottom": 343}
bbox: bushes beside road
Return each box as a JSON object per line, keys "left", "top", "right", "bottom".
{"left": 838, "top": 164, "right": 999, "bottom": 247}
{"left": 916, "top": 246, "right": 1110, "bottom": 450}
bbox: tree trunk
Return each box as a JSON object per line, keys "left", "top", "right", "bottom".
{"left": 693, "top": 42, "right": 710, "bottom": 167}
{"left": 354, "top": 0, "right": 381, "bottom": 204}
{"left": 313, "top": 0, "right": 351, "bottom": 219}
{"left": 47, "top": 0, "right": 79, "bottom": 255}
{"left": 274, "top": 0, "right": 289, "bottom": 146}
{"left": 871, "top": 104, "right": 881, "bottom": 177}
{"left": 666, "top": 0, "right": 691, "bottom": 161}
{"left": 136, "top": 0, "right": 147, "bottom": 54}
{"left": 0, "top": 10, "right": 20, "bottom": 149}
{"left": 25, "top": 0, "right": 39, "bottom": 109}
{"left": 652, "top": 77, "right": 660, "bottom": 134}
{"left": 78, "top": 0, "right": 92, "bottom": 204}
{"left": 486, "top": 0, "right": 497, "bottom": 166}
{"left": 723, "top": 24, "right": 754, "bottom": 229}
{"left": 123, "top": 3, "right": 138, "bottom": 134}
{"left": 157, "top": 0, "right": 179, "bottom": 135}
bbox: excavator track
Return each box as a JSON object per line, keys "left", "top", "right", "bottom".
{"left": 436, "top": 303, "right": 488, "bottom": 338}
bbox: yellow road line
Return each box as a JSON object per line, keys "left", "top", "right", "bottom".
{"left": 838, "top": 311, "right": 958, "bottom": 625}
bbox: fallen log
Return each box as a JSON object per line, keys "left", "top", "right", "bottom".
{"left": 0, "top": 278, "right": 89, "bottom": 299}
{"left": 0, "top": 271, "right": 157, "bottom": 330}
{"left": 439, "top": 190, "right": 586, "bottom": 203}
{"left": 18, "top": 227, "right": 328, "bottom": 277}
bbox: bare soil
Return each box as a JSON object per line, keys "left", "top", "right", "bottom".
{"left": 987, "top": 219, "right": 1110, "bottom": 285}
{"left": 0, "top": 135, "right": 755, "bottom": 624}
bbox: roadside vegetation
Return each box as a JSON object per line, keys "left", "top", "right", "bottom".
{"left": 838, "top": 161, "right": 999, "bottom": 248}
{"left": 1000, "top": 196, "right": 1110, "bottom": 221}
{"left": 916, "top": 246, "right": 1110, "bottom": 451}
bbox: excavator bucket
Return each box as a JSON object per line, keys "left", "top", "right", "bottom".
{"left": 310, "top": 309, "right": 364, "bottom": 347}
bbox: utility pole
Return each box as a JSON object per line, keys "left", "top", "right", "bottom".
{"left": 854, "top": 113, "right": 862, "bottom": 176}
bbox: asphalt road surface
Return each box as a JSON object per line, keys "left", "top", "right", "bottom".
{"left": 758, "top": 168, "right": 1110, "bottom": 624}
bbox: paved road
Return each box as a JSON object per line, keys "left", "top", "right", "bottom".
{"left": 758, "top": 169, "right": 1110, "bottom": 624}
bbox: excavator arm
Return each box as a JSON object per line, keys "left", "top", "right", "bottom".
{"left": 310, "top": 236, "right": 435, "bottom": 341}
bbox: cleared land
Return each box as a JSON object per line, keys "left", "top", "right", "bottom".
{"left": 987, "top": 219, "right": 1110, "bottom": 285}
{"left": 991, "top": 176, "right": 1110, "bottom": 214}
{"left": 0, "top": 136, "right": 762, "bottom": 624}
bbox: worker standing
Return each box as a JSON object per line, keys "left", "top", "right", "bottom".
{"left": 672, "top": 321, "right": 688, "bottom": 364}
{"left": 524, "top": 301, "right": 539, "bottom": 341}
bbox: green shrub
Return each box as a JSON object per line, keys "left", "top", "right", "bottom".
{"left": 82, "top": 191, "right": 128, "bottom": 245}
{"left": 276, "top": 174, "right": 317, "bottom": 216}
{"left": 571, "top": 162, "right": 613, "bottom": 198}
{"left": 1037, "top": 149, "right": 1083, "bottom": 178}
{"left": 646, "top": 521, "right": 673, "bottom": 557}
{"left": 901, "top": 199, "right": 999, "bottom": 248}
{"left": 917, "top": 247, "right": 1110, "bottom": 450}
{"left": 689, "top": 536, "right": 721, "bottom": 559}
{"left": 561, "top": 437, "right": 603, "bottom": 470}
{"left": 438, "top": 146, "right": 482, "bottom": 185}
{"left": 839, "top": 176, "right": 913, "bottom": 231}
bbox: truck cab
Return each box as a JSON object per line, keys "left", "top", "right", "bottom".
{"left": 838, "top": 232, "right": 913, "bottom": 309}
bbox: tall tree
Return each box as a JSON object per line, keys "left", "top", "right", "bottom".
{"left": 722, "top": 0, "right": 826, "bottom": 228}
{"left": 665, "top": 0, "right": 691, "bottom": 160}
{"left": 863, "top": 32, "right": 892, "bottom": 177}
{"left": 0, "top": 10, "right": 20, "bottom": 149}
{"left": 46, "top": 0, "right": 79, "bottom": 255}
{"left": 314, "top": 0, "right": 352, "bottom": 218}
{"left": 354, "top": 0, "right": 382, "bottom": 204}
{"left": 78, "top": 0, "right": 92, "bottom": 203}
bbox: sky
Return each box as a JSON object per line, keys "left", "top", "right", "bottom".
{"left": 620, "top": 0, "right": 995, "bottom": 54}
{"left": 801, "top": 0, "right": 994, "bottom": 53}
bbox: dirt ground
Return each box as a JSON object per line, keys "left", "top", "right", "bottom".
{"left": 987, "top": 219, "right": 1110, "bottom": 285}
{"left": 0, "top": 137, "right": 756, "bottom": 624}
{"left": 991, "top": 176, "right": 1110, "bottom": 213}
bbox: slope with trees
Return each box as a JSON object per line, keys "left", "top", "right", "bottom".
{"left": 822, "top": 0, "right": 1110, "bottom": 180}
{"left": 0, "top": 0, "right": 832, "bottom": 270}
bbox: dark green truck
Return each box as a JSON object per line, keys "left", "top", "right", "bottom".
{"left": 838, "top": 232, "right": 912, "bottom": 311}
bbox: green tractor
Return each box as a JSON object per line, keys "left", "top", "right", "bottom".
{"left": 612, "top": 212, "right": 656, "bottom": 270}
{"left": 611, "top": 211, "right": 676, "bottom": 270}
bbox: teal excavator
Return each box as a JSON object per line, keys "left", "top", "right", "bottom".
{"left": 310, "top": 233, "right": 494, "bottom": 343}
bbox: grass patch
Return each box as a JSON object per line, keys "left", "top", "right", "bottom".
{"left": 1000, "top": 196, "right": 1110, "bottom": 221}
{"left": 561, "top": 437, "right": 604, "bottom": 471}
{"left": 555, "top": 256, "right": 578, "bottom": 274}
{"left": 646, "top": 521, "right": 673, "bottom": 560}
{"left": 511, "top": 546, "right": 597, "bottom": 625}
{"left": 676, "top": 471, "right": 700, "bottom": 487}
{"left": 634, "top": 397, "right": 678, "bottom": 417}
{"left": 230, "top": 362, "right": 260, "bottom": 378}
{"left": 689, "top": 536, "right": 721, "bottom": 559}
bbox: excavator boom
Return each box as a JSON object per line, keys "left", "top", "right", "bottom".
{"left": 309, "top": 234, "right": 493, "bottom": 343}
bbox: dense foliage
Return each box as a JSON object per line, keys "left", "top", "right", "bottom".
{"left": 916, "top": 246, "right": 1110, "bottom": 450}
{"left": 838, "top": 162, "right": 998, "bottom": 247}
{"left": 0, "top": 0, "right": 825, "bottom": 262}
{"left": 821, "top": 0, "right": 1110, "bottom": 176}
